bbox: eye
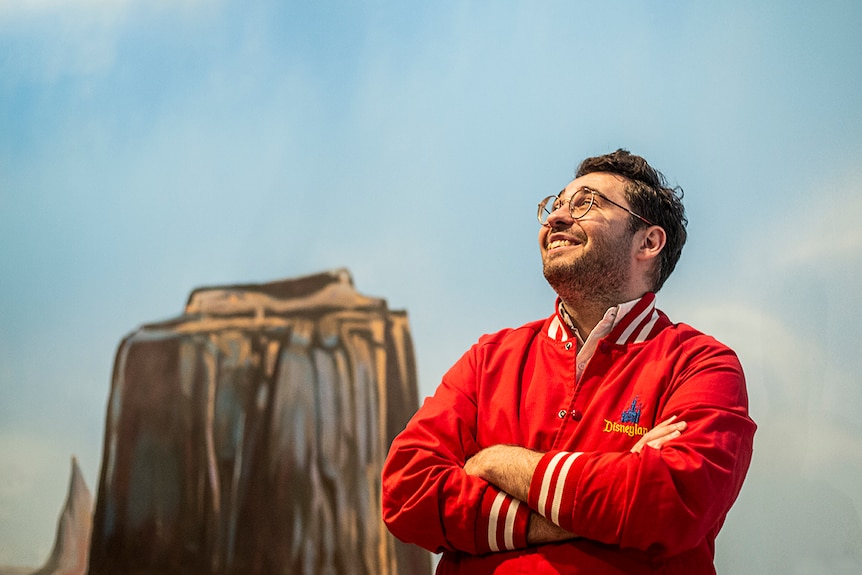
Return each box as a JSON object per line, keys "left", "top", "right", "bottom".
{"left": 571, "top": 193, "right": 591, "bottom": 209}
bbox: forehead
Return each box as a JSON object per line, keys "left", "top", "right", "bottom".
{"left": 562, "top": 172, "right": 628, "bottom": 199}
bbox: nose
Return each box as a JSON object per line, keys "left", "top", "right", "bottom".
{"left": 545, "top": 200, "right": 573, "bottom": 228}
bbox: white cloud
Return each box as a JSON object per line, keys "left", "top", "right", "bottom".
{"left": 0, "top": 0, "right": 202, "bottom": 15}
{"left": 0, "top": 2, "right": 126, "bottom": 83}
{"left": 768, "top": 167, "right": 862, "bottom": 268}
{"left": 0, "top": 0, "right": 125, "bottom": 14}
{"left": 0, "top": 0, "right": 220, "bottom": 83}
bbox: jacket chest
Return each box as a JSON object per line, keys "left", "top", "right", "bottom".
{"left": 476, "top": 343, "right": 670, "bottom": 452}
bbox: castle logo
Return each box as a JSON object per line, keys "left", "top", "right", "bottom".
{"left": 620, "top": 396, "right": 643, "bottom": 424}
{"left": 602, "top": 396, "right": 647, "bottom": 437}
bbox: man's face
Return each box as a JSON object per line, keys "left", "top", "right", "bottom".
{"left": 538, "top": 172, "right": 639, "bottom": 300}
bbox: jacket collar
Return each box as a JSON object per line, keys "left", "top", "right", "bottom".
{"left": 545, "top": 292, "right": 665, "bottom": 345}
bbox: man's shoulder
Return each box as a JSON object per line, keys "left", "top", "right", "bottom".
{"left": 652, "top": 317, "right": 739, "bottom": 358}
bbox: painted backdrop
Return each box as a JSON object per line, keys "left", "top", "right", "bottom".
{"left": 2, "top": 1, "right": 862, "bottom": 573}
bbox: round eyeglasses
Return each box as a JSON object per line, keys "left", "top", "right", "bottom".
{"left": 537, "top": 187, "right": 654, "bottom": 227}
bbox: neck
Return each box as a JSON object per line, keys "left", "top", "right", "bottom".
{"left": 559, "top": 288, "right": 647, "bottom": 337}
{"left": 558, "top": 295, "right": 611, "bottom": 338}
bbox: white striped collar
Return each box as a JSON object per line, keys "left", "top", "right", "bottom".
{"left": 545, "top": 293, "right": 660, "bottom": 346}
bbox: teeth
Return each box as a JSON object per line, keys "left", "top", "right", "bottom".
{"left": 547, "top": 239, "right": 574, "bottom": 250}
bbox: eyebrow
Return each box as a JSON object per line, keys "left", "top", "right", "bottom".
{"left": 558, "top": 185, "right": 597, "bottom": 198}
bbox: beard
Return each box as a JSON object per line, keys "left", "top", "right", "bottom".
{"left": 542, "top": 228, "right": 634, "bottom": 305}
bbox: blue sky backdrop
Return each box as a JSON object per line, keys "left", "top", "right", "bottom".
{"left": 2, "top": 1, "right": 861, "bottom": 571}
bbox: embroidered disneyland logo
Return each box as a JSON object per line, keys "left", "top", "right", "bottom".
{"left": 603, "top": 397, "right": 648, "bottom": 437}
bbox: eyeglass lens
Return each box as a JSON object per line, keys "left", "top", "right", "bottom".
{"left": 538, "top": 190, "right": 594, "bottom": 224}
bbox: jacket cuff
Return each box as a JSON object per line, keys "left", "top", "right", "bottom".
{"left": 528, "top": 450, "right": 585, "bottom": 531}
{"left": 475, "top": 487, "right": 530, "bottom": 553}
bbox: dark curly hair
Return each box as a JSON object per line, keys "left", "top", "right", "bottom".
{"left": 576, "top": 149, "right": 688, "bottom": 291}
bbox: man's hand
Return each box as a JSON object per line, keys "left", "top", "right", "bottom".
{"left": 630, "top": 415, "right": 687, "bottom": 454}
{"left": 463, "top": 417, "right": 686, "bottom": 547}
{"left": 465, "top": 416, "right": 687, "bottom": 497}
{"left": 463, "top": 444, "right": 543, "bottom": 502}
{"left": 527, "top": 512, "right": 577, "bottom": 544}
{"left": 464, "top": 446, "right": 577, "bottom": 545}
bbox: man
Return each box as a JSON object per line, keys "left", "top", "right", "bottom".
{"left": 381, "top": 149, "right": 756, "bottom": 574}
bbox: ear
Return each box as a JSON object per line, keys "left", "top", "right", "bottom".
{"left": 635, "top": 225, "right": 666, "bottom": 262}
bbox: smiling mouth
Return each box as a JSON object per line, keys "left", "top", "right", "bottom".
{"left": 547, "top": 239, "right": 579, "bottom": 250}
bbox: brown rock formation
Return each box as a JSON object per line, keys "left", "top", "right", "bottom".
{"left": 32, "top": 457, "right": 93, "bottom": 575}
{"left": 87, "top": 269, "right": 429, "bottom": 575}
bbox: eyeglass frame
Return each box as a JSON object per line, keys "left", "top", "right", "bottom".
{"left": 537, "top": 186, "right": 655, "bottom": 227}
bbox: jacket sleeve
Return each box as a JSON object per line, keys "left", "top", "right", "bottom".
{"left": 527, "top": 337, "right": 756, "bottom": 557}
{"left": 381, "top": 344, "right": 531, "bottom": 555}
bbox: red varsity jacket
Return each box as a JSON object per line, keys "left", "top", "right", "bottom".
{"left": 382, "top": 294, "right": 756, "bottom": 574}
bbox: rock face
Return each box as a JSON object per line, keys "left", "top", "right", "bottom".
{"left": 32, "top": 458, "right": 93, "bottom": 575}
{"left": 0, "top": 457, "right": 93, "bottom": 575}
{"left": 87, "top": 269, "right": 429, "bottom": 575}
